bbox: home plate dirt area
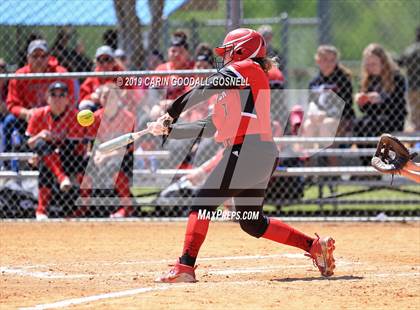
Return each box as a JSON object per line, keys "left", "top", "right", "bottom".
{"left": 1, "top": 221, "right": 419, "bottom": 309}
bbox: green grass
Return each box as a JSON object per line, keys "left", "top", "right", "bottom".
{"left": 303, "top": 185, "right": 420, "bottom": 200}
{"left": 131, "top": 187, "right": 160, "bottom": 196}
{"left": 131, "top": 185, "right": 420, "bottom": 214}
{"left": 332, "top": 0, "right": 419, "bottom": 60}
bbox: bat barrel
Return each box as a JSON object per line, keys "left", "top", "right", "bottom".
{"left": 97, "top": 133, "right": 134, "bottom": 153}
{"left": 97, "top": 128, "right": 149, "bottom": 153}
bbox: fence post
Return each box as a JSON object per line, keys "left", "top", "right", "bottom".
{"left": 318, "top": 0, "right": 332, "bottom": 44}
{"left": 226, "top": 0, "right": 242, "bottom": 32}
{"left": 162, "top": 18, "right": 170, "bottom": 56}
{"left": 280, "top": 13, "right": 289, "bottom": 85}
{"left": 190, "top": 19, "right": 200, "bottom": 50}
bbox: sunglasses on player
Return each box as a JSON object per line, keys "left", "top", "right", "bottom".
{"left": 49, "top": 92, "right": 67, "bottom": 98}
{"left": 30, "top": 53, "right": 49, "bottom": 60}
{"left": 97, "top": 56, "right": 114, "bottom": 64}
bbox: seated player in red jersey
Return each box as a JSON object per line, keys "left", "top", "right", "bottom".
{"left": 26, "top": 82, "right": 86, "bottom": 220}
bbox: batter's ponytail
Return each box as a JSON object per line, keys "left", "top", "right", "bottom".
{"left": 252, "top": 56, "right": 278, "bottom": 73}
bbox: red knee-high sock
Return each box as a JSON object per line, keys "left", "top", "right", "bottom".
{"left": 180, "top": 211, "right": 210, "bottom": 265}
{"left": 114, "top": 172, "right": 132, "bottom": 214}
{"left": 43, "top": 153, "right": 66, "bottom": 183}
{"left": 78, "top": 171, "right": 92, "bottom": 192}
{"left": 76, "top": 173, "right": 92, "bottom": 199}
{"left": 262, "top": 218, "right": 314, "bottom": 252}
{"left": 114, "top": 172, "right": 131, "bottom": 198}
{"left": 37, "top": 187, "right": 51, "bottom": 214}
{"left": 73, "top": 173, "right": 91, "bottom": 217}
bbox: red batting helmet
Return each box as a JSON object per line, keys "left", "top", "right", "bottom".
{"left": 214, "top": 28, "right": 266, "bottom": 62}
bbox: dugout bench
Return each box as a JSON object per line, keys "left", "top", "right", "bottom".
{"left": 1, "top": 137, "right": 419, "bottom": 213}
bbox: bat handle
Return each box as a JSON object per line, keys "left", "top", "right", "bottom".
{"left": 163, "top": 119, "right": 171, "bottom": 128}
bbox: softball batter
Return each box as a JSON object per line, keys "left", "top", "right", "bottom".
{"left": 147, "top": 28, "right": 336, "bottom": 282}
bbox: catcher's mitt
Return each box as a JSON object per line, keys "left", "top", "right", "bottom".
{"left": 371, "top": 134, "right": 416, "bottom": 174}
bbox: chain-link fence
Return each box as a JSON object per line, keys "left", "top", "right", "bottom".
{"left": 0, "top": 0, "right": 419, "bottom": 220}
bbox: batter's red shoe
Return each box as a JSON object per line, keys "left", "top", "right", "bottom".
{"left": 306, "top": 233, "right": 336, "bottom": 277}
{"left": 155, "top": 262, "right": 197, "bottom": 283}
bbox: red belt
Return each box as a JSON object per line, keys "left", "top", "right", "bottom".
{"left": 222, "top": 134, "right": 272, "bottom": 147}
{"left": 223, "top": 136, "right": 245, "bottom": 147}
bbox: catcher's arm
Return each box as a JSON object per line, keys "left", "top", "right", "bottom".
{"left": 371, "top": 133, "right": 418, "bottom": 176}
{"left": 399, "top": 166, "right": 420, "bottom": 183}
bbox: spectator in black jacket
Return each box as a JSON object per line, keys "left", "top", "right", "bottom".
{"left": 303, "top": 45, "right": 355, "bottom": 141}
{"left": 354, "top": 43, "right": 407, "bottom": 137}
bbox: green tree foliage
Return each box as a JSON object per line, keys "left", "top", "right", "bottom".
{"left": 331, "top": 0, "right": 419, "bottom": 59}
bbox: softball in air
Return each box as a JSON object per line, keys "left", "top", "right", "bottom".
{"left": 77, "top": 109, "right": 94, "bottom": 127}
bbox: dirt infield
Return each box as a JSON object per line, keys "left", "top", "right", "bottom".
{"left": 1, "top": 220, "right": 419, "bottom": 309}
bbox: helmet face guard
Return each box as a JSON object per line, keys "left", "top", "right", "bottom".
{"left": 214, "top": 44, "right": 235, "bottom": 70}
{"left": 214, "top": 43, "right": 234, "bottom": 59}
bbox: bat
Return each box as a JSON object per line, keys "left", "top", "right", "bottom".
{"left": 97, "top": 119, "right": 171, "bottom": 153}
{"left": 97, "top": 128, "right": 150, "bottom": 153}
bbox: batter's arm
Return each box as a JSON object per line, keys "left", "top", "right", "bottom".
{"left": 167, "top": 114, "right": 216, "bottom": 140}
{"left": 166, "top": 68, "right": 242, "bottom": 119}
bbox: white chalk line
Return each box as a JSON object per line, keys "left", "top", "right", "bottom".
{"left": 0, "top": 253, "right": 307, "bottom": 278}
{"left": 203, "top": 262, "right": 419, "bottom": 278}
{"left": 18, "top": 280, "right": 267, "bottom": 310}
{"left": 18, "top": 284, "right": 187, "bottom": 310}
{"left": 5, "top": 253, "right": 418, "bottom": 309}
{"left": 0, "top": 263, "right": 345, "bottom": 280}
{"left": 6, "top": 260, "right": 415, "bottom": 283}
{"left": 18, "top": 268, "right": 420, "bottom": 310}
{"left": 207, "top": 264, "right": 310, "bottom": 275}
{"left": 5, "top": 253, "right": 308, "bottom": 270}
{"left": 0, "top": 267, "right": 90, "bottom": 279}
{"left": 2, "top": 266, "right": 283, "bottom": 280}
{"left": 1, "top": 253, "right": 359, "bottom": 280}
{"left": 119, "top": 253, "right": 307, "bottom": 265}
{"left": 4, "top": 256, "right": 417, "bottom": 282}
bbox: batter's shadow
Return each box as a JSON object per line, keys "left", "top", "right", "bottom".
{"left": 271, "top": 275, "right": 364, "bottom": 282}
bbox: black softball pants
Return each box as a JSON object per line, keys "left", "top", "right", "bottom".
{"left": 190, "top": 135, "right": 279, "bottom": 238}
